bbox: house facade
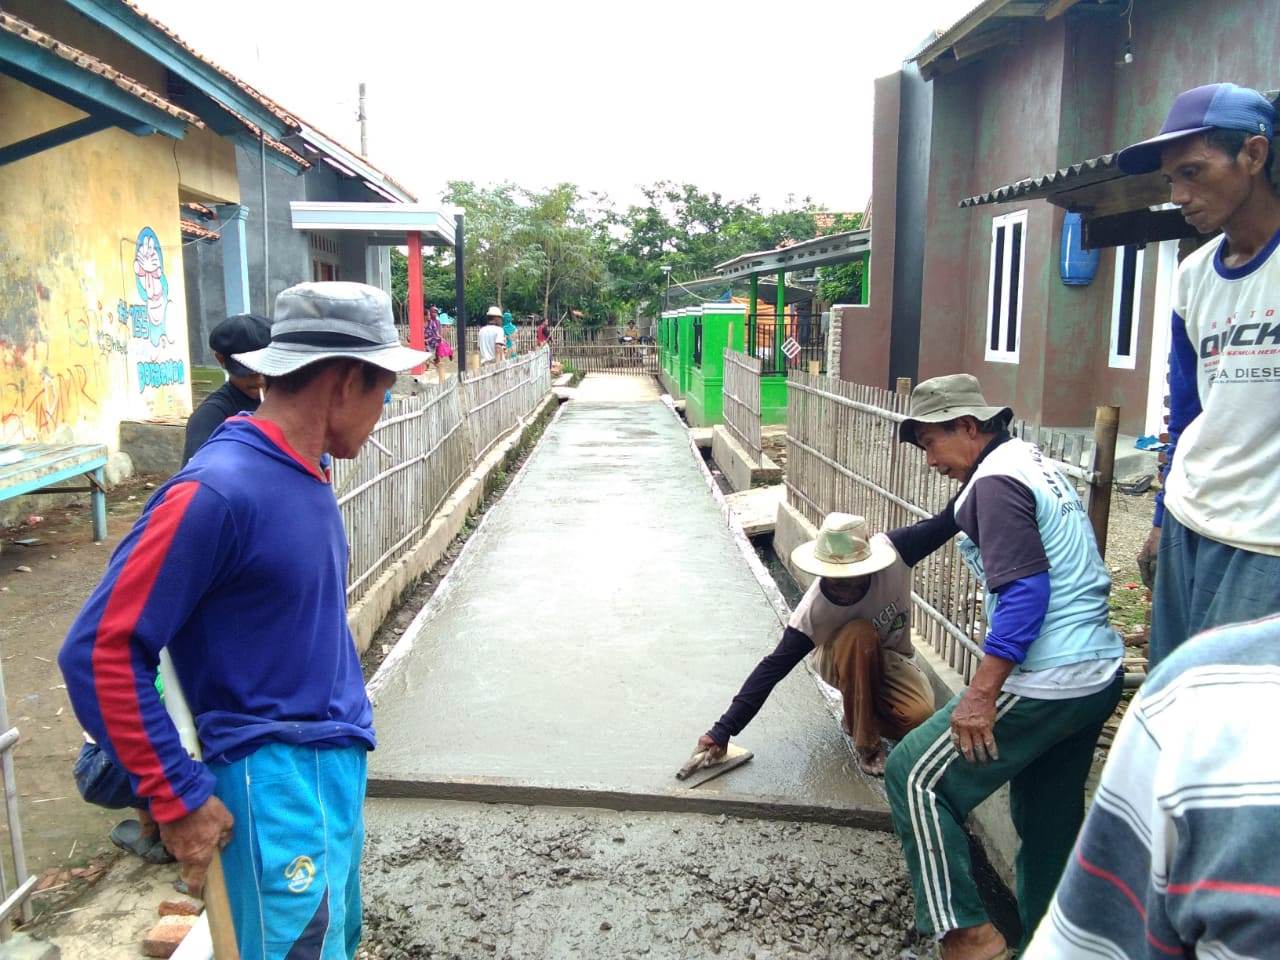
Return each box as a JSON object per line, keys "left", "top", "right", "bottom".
{"left": 183, "top": 127, "right": 412, "bottom": 367}
{"left": 853, "top": 0, "right": 1278, "bottom": 437}
{"left": 0, "top": 0, "right": 307, "bottom": 451}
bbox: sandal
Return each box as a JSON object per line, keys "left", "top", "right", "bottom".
{"left": 110, "top": 819, "right": 176, "bottom": 864}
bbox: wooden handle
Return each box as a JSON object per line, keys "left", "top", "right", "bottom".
{"left": 204, "top": 853, "right": 240, "bottom": 960}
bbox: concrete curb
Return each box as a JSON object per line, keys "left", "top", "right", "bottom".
{"left": 774, "top": 499, "right": 818, "bottom": 592}
{"left": 661, "top": 395, "right": 789, "bottom": 630}
{"left": 366, "top": 777, "right": 893, "bottom": 832}
{"left": 710, "top": 424, "right": 781, "bottom": 492}
{"left": 349, "top": 392, "right": 560, "bottom": 657}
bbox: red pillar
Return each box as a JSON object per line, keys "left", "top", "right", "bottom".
{"left": 407, "top": 230, "right": 425, "bottom": 374}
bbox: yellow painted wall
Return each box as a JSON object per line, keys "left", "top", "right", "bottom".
{"left": 176, "top": 124, "right": 240, "bottom": 205}
{"left": 0, "top": 77, "right": 194, "bottom": 447}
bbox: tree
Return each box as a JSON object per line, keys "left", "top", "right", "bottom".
{"left": 520, "top": 184, "right": 603, "bottom": 323}
{"left": 815, "top": 213, "right": 866, "bottom": 305}
{"left": 442, "top": 181, "right": 527, "bottom": 311}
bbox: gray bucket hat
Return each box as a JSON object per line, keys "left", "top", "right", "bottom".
{"left": 898, "top": 374, "right": 1012, "bottom": 447}
{"left": 233, "top": 281, "right": 429, "bottom": 376}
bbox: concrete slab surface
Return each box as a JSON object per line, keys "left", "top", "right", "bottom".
{"left": 572, "top": 373, "right": 660, "bottom": 403}
{"left": 369, "top": 398, "right": 882, "bottom": 817}
{"left": 725, "top": 484, "right": 784, "bottom": 538}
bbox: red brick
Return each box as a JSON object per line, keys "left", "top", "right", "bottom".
{"left": 142, "top": 915, "right": 198, "bottom": 958}
{"left": 158, "top": 898, "right": 202, "bottom": 917}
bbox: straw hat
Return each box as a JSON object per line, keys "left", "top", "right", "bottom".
{"left": 791, "top": 513, "right": 897, "bottom": 579}
{"left": 485, "top": 305, "right": 503, "bottom": 319}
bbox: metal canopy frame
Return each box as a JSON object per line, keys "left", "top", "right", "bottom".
{"left": 289, "top": 202, "right": 456, "bottom": 247}
{"left": 957, "top": 91, "right": 1280, "bottom": 248}
{"left": 714, "top": 229, "right": 871, "bottom": 280}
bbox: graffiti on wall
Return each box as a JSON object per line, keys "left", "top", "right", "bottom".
{"left": 125, "top": 227, "right": 185, "bottom": 396}
{"left": 1, "top": 300, "right": 114, "bottom": 443}
{"left": 1, "top": 225, "right": 191, "bottom": 444}
{"left": 130, "top": 227, "right": 168, "bottom": 347}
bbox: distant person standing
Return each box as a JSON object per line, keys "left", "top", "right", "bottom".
{"left": 182, "top": 314, "right": 270, "bottom": 466}
{"left": 477, "top": 306, "right": 507, "bottom": 365}
{"left": 425, "top": 304, "right": 446, "bottom": 383}
{"left": 1118, "top": 83, "right": 1280, "bottom": 668}
{"left": 536, "top": 318, "right": 550, "bottom": 348}
{"left": 502, "top": 310, "right": 518, "bottom": 356}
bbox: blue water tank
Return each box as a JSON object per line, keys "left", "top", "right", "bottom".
{"left": 1060, "top": 211, "right": 1100, "bottom": 286}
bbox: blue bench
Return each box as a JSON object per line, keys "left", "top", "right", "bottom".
{"left": 0, "top": 443, "right": 109, "bottom": 541}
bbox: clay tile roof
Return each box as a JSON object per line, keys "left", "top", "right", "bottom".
{"left": 118, "top": 0, "right": 299, "bottom": 130}
{"left": 182, "top": 201, "right": 216, "bottom": 219}
{"left": 216, "top": 99, "right": 310, "bottom": 168}
{"left": 180, "top": 218, "right": 219, "bottom": 241}
{"left": 0, "top": 11, "right": 201, "bottom": 128}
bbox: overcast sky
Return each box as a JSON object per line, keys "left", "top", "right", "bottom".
{"left": 136, "top": 0, "right": 975, "bottom": 213}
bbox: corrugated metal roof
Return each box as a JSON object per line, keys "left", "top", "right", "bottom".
{"left": 959, "top": 152, "right": 1122, "bottom": 207}
{"left": 0, "top": 11, "right": 201, "bottom": 127}
{"left": 715, "top": 229, "right": 871, "bottom": 278}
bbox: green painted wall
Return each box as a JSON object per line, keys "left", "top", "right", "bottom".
{"left": 685, "top": 306, "right": 746, "bottom": 427}
{"left": 761, "top": 374, "right": 788, "bottom": 426}
{"left": 677, "top": 308, "right": 696, "bottom": 395}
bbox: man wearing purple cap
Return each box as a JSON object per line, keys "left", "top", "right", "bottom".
{"left": 1119, "top": 83, "right": 1280, "bottom": 669}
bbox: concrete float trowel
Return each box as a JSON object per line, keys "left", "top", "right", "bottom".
{"left": 675, "top": 742, "right": 753, "bottom": 788}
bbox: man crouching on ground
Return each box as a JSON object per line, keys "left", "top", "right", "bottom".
{"left": 59, "top": 282, "right": 428, "bottom": 958}
{"left": 695, "top": 512, "right": 952, "bottom": 776}
{"left": 884, "top": 374, "right": 1123, "bottom": 960}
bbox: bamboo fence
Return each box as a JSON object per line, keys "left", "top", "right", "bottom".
{"left": 461, "top": 349, "right": 553, "bottom": 460}
{"left": 398, "top": 323, "right": 653, "bottom": 358}
{"left": 785, "top": 371, "right": 1123, "bottom": 683}
{"left": 333, "top": 348, "right": 551, "bottom": 602}
{"left": 722, "top": 348, "right": 763, "bottom": 463}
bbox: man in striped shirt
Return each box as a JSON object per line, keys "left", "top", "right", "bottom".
{"left": 1025, "top": 613, "right": 1280, "bottom": 957}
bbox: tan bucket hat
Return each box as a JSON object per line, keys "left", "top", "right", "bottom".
{"left": 898, "top": 374, "right": 1012, "bottom": 447}
{"left": 485, "top": 305, "right": 504, "bottom": 319}
{"left": 791, "top": 513, "right": 897, "bottom": 579}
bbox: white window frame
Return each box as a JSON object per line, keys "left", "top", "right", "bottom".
{"left": 985, "top": 209, "right": 1028, "bottom": 364}
{"left": 1109, "top": 243, "right": 1146, "bottom": 369}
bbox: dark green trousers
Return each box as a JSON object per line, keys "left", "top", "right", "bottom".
{"left": 884, "top": 676, "right": 1121, "bottom": 948}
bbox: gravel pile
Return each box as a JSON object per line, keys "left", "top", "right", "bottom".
{"left": 358, "top": 799, "right": 924, "bottom": 960}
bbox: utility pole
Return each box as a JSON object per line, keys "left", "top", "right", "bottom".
{"left": 358, "top": 82, "right": 368, "bottom": 157}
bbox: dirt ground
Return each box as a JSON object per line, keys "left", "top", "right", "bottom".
{"left": 0, "top": 479, "right": 156, "bottom": 896}
{"left": 358, "top": 799, "right": 924, "bottom": 960}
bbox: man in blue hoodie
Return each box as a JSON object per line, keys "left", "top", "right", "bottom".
{"left": 59, "top": 282, "right": 427, "bottom": 959}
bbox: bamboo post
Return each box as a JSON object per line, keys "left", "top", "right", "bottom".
{"left": 1086, "top": 404, "right": 1120, "bottom": 558}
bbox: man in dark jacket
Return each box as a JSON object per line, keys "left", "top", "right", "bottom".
{"left": 182, "top": 314, "right": 271, "bottom": 466}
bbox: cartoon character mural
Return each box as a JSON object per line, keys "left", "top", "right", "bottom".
{"left": 131, "top": 227, "right": 168, "bottom": 347}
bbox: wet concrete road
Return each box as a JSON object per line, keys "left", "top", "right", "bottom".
{"left": 368, "top": 393, "right": 885, "bottom": 819}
